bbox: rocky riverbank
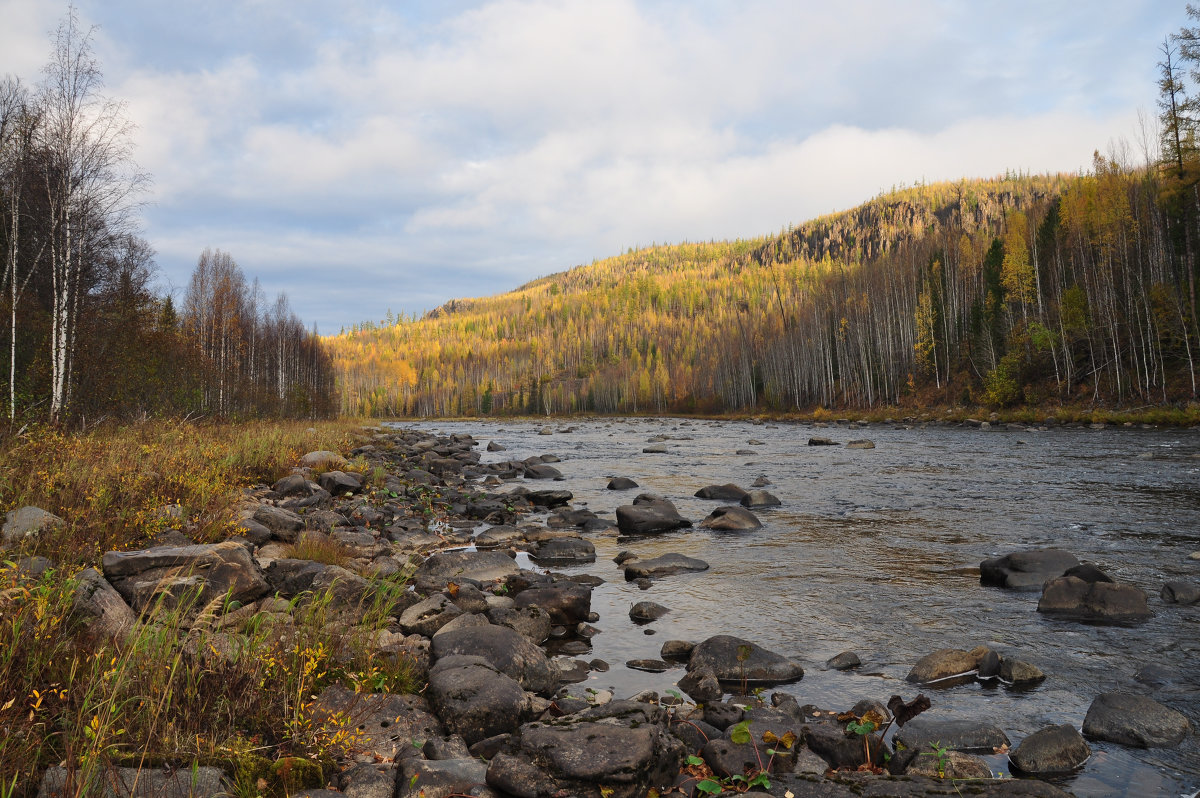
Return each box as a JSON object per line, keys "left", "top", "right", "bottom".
{"left": 7, "top": 424, "right": 1195, "bottom": 797}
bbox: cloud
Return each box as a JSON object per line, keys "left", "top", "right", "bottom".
{"left": 0, "top": 0, "right": 1184, "bottom": 333}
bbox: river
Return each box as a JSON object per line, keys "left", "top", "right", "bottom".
{"left": 397, "top": 416, "right": 1200, "bottom": 797}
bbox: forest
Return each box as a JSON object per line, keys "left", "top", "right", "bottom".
{"left": 0, "top": 11, "right": 336, "bottom": 426}
{"left": 328, "top": 28, "right": 1200, "bottom": 418}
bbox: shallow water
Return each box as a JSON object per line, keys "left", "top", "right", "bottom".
{"left": 398, "top": 417, "right": 1200, "bottom": 797}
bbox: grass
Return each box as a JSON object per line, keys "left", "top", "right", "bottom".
{"left": 0, "top": 417, "right": 422, "bottom": 797}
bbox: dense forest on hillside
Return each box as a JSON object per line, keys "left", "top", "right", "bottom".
{"left": 0, "top": 11, "right": 335, "bottom": 425}
{"left": 328, "top": 18, "right": 1200, "bottom": 419}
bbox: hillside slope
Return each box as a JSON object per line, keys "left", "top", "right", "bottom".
{"left": 327, "top": 165, "right": 1198, "bottom": 417}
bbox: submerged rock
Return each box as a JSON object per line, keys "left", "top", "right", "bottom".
{"left": 623, "top": 553, "right": 709, "bottom": 580}
{"left": 698, "top": 505, "right": 762, "bottom": 530}
{"left": 980, "top": 548, "right": 1079, "bottom": 591}
{"left": 1161, "top": 580, "right": 1200, "bottom": 605}
{"left": 1037, "top": 576, "right": 1151, "bottom": 622}
{"left": 694, "top": 484, "right": 748, "bottom": 501}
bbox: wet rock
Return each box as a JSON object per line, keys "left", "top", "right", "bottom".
{"left": 845, "top": 439, "right": 875, "bottom": 449}
{"left": 512, "top": 582, "right": 592, "bottom": 625}
{"left": 615, "top": 495, "right": 691, "bottom": 535}
{"left": 1000, "top": 658, "right": 1045, "bottom": 685}
{"left": 694, "top": 484, "right": 748, "bottom": 501}
{"left": 487, "top": 441, "right": 506, "bottom": 452}
{"left": 475, "top": 525, "right": 524, "bottom": 549}
{"left": 526, "top": 489, "right": 573, "bottom": 507}
{"left": 905, "top": 648, "right": 979, "bottom": 683}
{"left": 1009, "top": 724, "right": 1090, "bottom": 775}
{"left": 1063, "top": 563, "right": 1114, "bottom": 583}
{"left": 1161, "top": 580, "right": 1200, "bottom": 605}
{"left": 980, "top": 549, "right": 1079, "bottom": 591}
{"left": 623, "top": 553, "right": 709, "bottom": 580}
{"left": 808, "top": 437, "right": 837, "bottom": 446}
{"left": 524, "top": 463, "right": 563, "bottom": 480}
{"left": 643, "top": 444, "right": 669, "bottom": 453}
{"left": 102, "top": 541, "right": 270, "bottom": 612}
{"left": 751, "top": 475, "right": 771, "bottom": 487}
{"left": 677, "top": 667, "right": 723, "bottom": 702}
{"left": 977, "top": 648, "right": 1001, "bottom": 678}
{"left": 627, "top": 659, "right": 670, "bottom": 673}
{"left": 699, "top": 505, "right": 762, "bottom": 530}
{"left": 739, "top": 490, "right": 780, "bottom": 509}
{"left": 428, "top": 655, "right": 531, "bottom": 745}
{"left": 607, "top": 477, "right": 639, "bottom": 490}
{"left": 661, "top": 640, "right": 694, "bottom": 660}
{"left": 1082, "top": 692, "right": 1193, "bottom": 748}
{"left": 432, "top": 624, "right": 558, "bottom": 695}
{"left": 894, "top": 717, "right": 1010, "bottom": 753}
{"left": 1037, "top": 576, "right": 1151, "bottom": 622}
{"left": 530, "top": 537, "right": 596, "bottom": 565}
{"left": 70, "top": 568, "right": 136, "bottom": 644}
{"left": 687, "top": 635, "right": 804, "bottom": 686}
{"left": 414, "top": 550, "right": 519, "bottom": 593}
{"left": 826, "top": 651, "right": 861, "bottom": 671}
{"left": 485, "top": 716, "right": 684, "bottom": 798}
{"left": 629, "top": 601, "right": 670, "bottom": 621}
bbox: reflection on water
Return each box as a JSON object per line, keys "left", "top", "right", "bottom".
{"left": 401, "top": 417, "right": 1200, "bottom": 797}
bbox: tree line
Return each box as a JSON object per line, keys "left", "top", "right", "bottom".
{"left": 329, "top": 9, "right": 1200, "bottom": 419}
{"left": 0, "top": 10, "right": 335, "bottom": 425}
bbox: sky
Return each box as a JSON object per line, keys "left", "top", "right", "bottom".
{"left": 0, "top": 1, "right": 1187, "bottom": 333}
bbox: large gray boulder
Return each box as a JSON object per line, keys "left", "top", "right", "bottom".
{"left": 2, "top": 506, "right": 63, "bottom": 547}
{"left": 530, "top": 537, "right": 596, "bottom": 565}
{"left": 399, "top": 593, "right": 465, "bottom": 637}
{"left": 687, "top": 635, "right": 804, "bottom": 686}
{"left": 432, "top": 624, "right": 558, "bottom": 695}
{"left": 427, "top": 655, "right": 531, "bottom": 745}
{"left": 414, "top": 550, "right": 519, "bottom": 593}
{"left": 623, "top": 553, "right": 709, "bottom": 580}
{"left": 70, "top": 568, "right": 136, "bottom": 644}
{"left": 894, "top": 717, "right": 1010, "bottom": 753}
{"left": 1082, "top": 692, "right": 1193, "bottom": 748}
{"left": 615, "top": 495, "right": 691, "bottom": 535}
{"left": 311, "top": 684, "right": 443, "bottom": 761}
{"left": 905, "top": 648, "right": 979, "bottom": 683}
{"left": 980, "top": 549, "right": 1079, "bottom": 591}
{"left": 1008, "top": 724, "right": 1091, "bottom": 774}
{"left": 102, "top": 541, "right": 269, "bottom": 612}
{"left": 300, "top": 449, "right": 348, "bottom": 469}
{"left": 1037, "top": 576, "right": 1151, "bottom": 622}
{"left": 511, "top": 581, "right": 592, "bottom": 625}
{"left": 485, "top": 715, "right": 684, "bottom": 798}
{"left": 251, "top": 504, "right": 306, "bottom": 542}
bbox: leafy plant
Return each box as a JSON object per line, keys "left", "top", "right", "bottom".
{"left": 922, "top": 740, "right": 950, "bottom": 778}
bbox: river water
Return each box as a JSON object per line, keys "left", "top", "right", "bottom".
{"left": 398, "top": 417, "right": 1200, "bottom": 797}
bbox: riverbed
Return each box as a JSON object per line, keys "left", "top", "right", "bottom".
{"left": 396, "top": 417, "right": 1200, "bottom": 797}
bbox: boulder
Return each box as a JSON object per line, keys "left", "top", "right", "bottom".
{"left": 487, "top": 441, "right": 506, "bottom": 452}
{"left": 474, "top": 525, "right": 524, "bottom": 549}
{"left": 642, "top": 445, "right": 668, "bottom": 454}
{"left": 1081, "top": 692, "right": 1193, "bottom": 748}
{"left": 414, "top": 550, "right": 519, "bottom": 593}
{"left": 487, "top": 606, "right": 552, "bottom": 643}
{"left": 623, "top": 553, "right": 709, "bottom": 580}
{"left": 312, "top": 684, "right": 443, "bottom": 761}
{"left": 826, "top": 651, "right": 860, "bottom": 671}
{"left": 905, "top": 648, "right": 979, "bottom": 683}
{"left": 512, "top": 582, "right": 592, "bottom": 625}
{"left": 739, "top": 490, "right": 781, "bottom": 509}
{"left": 530, "top": 537, "right": 596, "bottom": 565}
{"left": 687, "top": 635, "right": 804, "bottom": 686}
{"left": 252, "top": 505, "right": 306, "bottom": 542}
{"left": 694, "top": 484, "right": 748, "bottom": 501}
{"left": 699, "top": 505, "right": 762, "bottom": 530}
{"left": 272, "top": 473, "right": 314, "bottom": 497}
{"left": 485, "top": 718, "right": 684, "bottom": 798}
{"left": 845, "top": 439, "right": 875, "bottom": 449}
{"left": 904, "top": 749, "right": 992, "bottom": 779}
{"left": 629, "top": 601, "right": 670, "bottom": 622}
{"left": 1008, "top": 724, "right": 1090, "bottom": 774}
{"left": 70, "top": 568, "right": 136, "bottom": 644}
{"left": 317, "top": 470, "right": 363, "bottom": 496}
{"left": 894, "top": 718, "right": 1010, "bottom": 753}
{"left": 526, "top": 489, "right": 573, "bottom": 508}
{"left": 615, "top": 495, "right": 691, "bottom": 535}
{"left": 627, "top": 659, "right": 670, "bottom": 673}
{"left": 808, "top": 437, "right": 837, "bottom": 446}
{"left": 980, "top": 549, "right": 1079, "bottom": 591}
{"left": 2, "top": 506, "right": 63, "bottom": 547}
{"left": 607, "top": 477, "right": 639, "bottom": 490}
{"left": 1037, "top": 576, "right": 1151, "bottom": 622}
{"left": 262, "top": 559, "right": 377, "bottom": 614}
{"left": 102, "top": 541, "right": 270, "bottom": 612}
{"left": 524, "top": 463, "right": 563, "bottom": 480}
{"left": 397, "top": 758, "right": 488, "bottom": 798}
{"left": 432, "top": 624, "right": 558, "bottom": 695}
{"left": 677, "top": 667, "right": 723, "bottom": 703}
{"left": 1000, "top": 658, "right": 1045, "bottom": 684}
{"left": 399, "top": 594, "right": 465, "bottom": 637}
{"left": 428, "top": 655, "right": 530, "bottom": 745}
{"left": 1161, "top": 580, "right": 1200, "bottom": 605}
{"left": 38, "top": 766, "right": 230, "bottom": 797}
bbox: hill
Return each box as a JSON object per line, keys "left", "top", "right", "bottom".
{"left": 326, "top": 164, "right": 1198, "bottom": 417}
